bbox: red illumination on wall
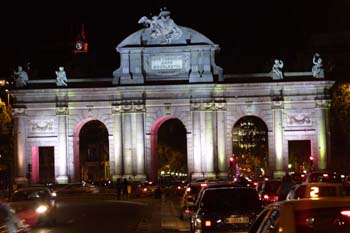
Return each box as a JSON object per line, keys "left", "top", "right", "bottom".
{"left": 31, "top": 147, "right": 39, "bottom": 184}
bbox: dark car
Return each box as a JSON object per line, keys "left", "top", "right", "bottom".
{"left": 191, "top": 186, "right": 263, "bottom": 232}
{"left": 8, "top": 187, "right": 57, "bottom": 227}
{"left": 54, "top": 182, "right": 99, "bottom": 195}
{"left": 256, "top": 179, "right": 282, "bottom": 205}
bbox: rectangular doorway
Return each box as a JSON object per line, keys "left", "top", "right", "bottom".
{"left": 288, "top": 140, "right": 311, "bottom": 173}
{"left": 39, "top": 147, "right": 55, "bottom": 184}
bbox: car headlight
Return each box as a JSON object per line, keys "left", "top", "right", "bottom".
{"left": 36, "top": 205, "right": 48, "bottom": 214}
{"left": 52, "top": 192, "right": 57, "bottom": 197}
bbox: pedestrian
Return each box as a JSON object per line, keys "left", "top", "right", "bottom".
{"left": 276, "top": 174, "right": 294, "bottom": 201}
{"left": 115, "top": 178, "right": 122, "bottom": 200}
{"left": 122, "top": 178, "right": 129, "bottom": 199}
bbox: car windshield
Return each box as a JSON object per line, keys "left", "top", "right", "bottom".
{"left": 295, "top": 207, "right": 350, "bottom": 233}
{"left": 201, "top": 189, "right": 260, "bottom": 211}
{"left": 12, "top": 190, "right": 50, "bottom": 201}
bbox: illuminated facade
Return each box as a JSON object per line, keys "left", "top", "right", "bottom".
{"left": 10, "top": 13, "right": 334, "bottom": 184}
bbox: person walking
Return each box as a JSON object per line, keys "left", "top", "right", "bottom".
{"left": 115, "top": 178, "right": 122, "bottom": 200}
{"left": 122, "top": 178, "right": 129, "bottom": 199}
{"left": 276, "top": 174, "right": 294, "bottom": 201}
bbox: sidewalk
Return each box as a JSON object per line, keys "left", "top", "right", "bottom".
{"left": 159, "top": 196, "right": 190, "bottom": 232}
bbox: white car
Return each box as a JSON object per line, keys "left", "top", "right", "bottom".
{"left": 249, "top": 197, "right": 350, "bottom": 233}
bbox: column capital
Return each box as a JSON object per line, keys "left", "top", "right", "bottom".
{"left": 272, "top": 100, "right": 284, "bottom": 109}
{"left": 191, "top": 100, "right": 226, "bottom": 111}
{"left": 12, "top": 107, "right": 26, "bottom": 116}
{"left": 112, "top": 100, "right": 145, "bottom": 113}
{"left": 56, "top": 106, "right": 68, "bottom": 115}
{"left": 315, "top": 99, "right": 331, "bottom": 109}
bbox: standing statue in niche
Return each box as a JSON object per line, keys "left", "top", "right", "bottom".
{"left": 138, "top": 7, "right": 182, "bottom": 44}
{"left": 271, "top": 59, "right": 284, "bottom": 80}
{"left": 13, "top": 65, "right": 29, "bottom": 88}
{"left": 55, "top": 66, "right": 68, "bottom": 86}
{"left": 312, "top": 53, "right": 324, "bottom": 78}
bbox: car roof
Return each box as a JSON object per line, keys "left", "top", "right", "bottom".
{"left": 299, "top": 182, "right": 343, "bottom": 187}
{"left": 273, "top": 197, "right": 350, "bottom": 210}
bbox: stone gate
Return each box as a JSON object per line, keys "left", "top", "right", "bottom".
{"left": 10, "top": 10, "right": 334, "bottom": 184}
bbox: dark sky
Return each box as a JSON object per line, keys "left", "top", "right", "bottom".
{"left": 2, "top": 0, "right": 350, "bottom": 78}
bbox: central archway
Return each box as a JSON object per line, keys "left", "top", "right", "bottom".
{"left": 73, "top": 119, "right": 109, "bottom": 183}
{"left": 232, "top": 116, "right": 268, "bottom": 179}
{"left": 150, "top": 116, "right": 187, "bottom": 182}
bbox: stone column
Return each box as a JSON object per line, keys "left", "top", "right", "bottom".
{"left": 122, "top": 112, "right": 133, "bottom": 177}
{"left": 134, "top": 105, "right": 145, "bottom": 180}
{"left": 272, "top": 100, "right": 284, "bottom": 177}
{"left": 13, "top": 107, "right": 27, "bottom": 184}
{"left": 56, "top": 106, "right": 68, "bottom": 184}
{"left": 203, "top": 110, "right": 215, "bottom": 178}
{"left": 215, "top": 102, "right": 227, "bottom": 178}
{"left": 112, "top": 105, "right": 123, "bottom": 181}
{"left": 315, "top": 99, "right": 331, "bottom": 170}
{"left": 191, "top": 103, "right": 202, "bottom": 179}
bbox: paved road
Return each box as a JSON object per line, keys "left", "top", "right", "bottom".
{"left": 29, "top": 193, "right": 190, "bottom": 233}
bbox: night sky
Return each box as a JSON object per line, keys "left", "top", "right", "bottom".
{"left": 2, "top": 0, "right": 350, "bottom": 78}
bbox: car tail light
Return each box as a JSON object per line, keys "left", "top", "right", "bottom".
{"left": 177, "top": 186, "right": 181, "bottom": 190}
{"left": 341, "top": 210, "right": 350, "bottom": 217}
{"left": 204, "top": 220, "right": 212, "bottom": 227}
{"left": 201, "top": 183, "right": 208, "bottom": 187}
{"left": 142, "top": 188, "right": 148, "bottom": 192}
{"left": 263, "top": 194, "right": 279, "bottom": 202}
{"left": 185, "top": 209, "right": 190, "bottom": 214}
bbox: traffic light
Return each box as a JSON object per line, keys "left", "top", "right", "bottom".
{"left": 229, "top": 156, "right": 235, "bottom": 167}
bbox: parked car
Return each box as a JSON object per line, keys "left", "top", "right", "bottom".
{"left": 191, "top": 186, "right": 263, "bottom": 232}
{"left": 0, "top": 202, "right": 30, "bottom": 233}
{"left": 256, "top": 179, "right": 282, "bottom": 205}
{"left": 286, "top": 182, "right": 348, "bottom": 200}
{"left": 7, "top": 187, "right": 57, "bottom": 227}
{"left": 249, "top": 197, "right": 350, "bottom": 233}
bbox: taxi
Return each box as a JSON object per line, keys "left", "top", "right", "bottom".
{"left": 249, "top": 197, "right": 350, "bottom": 233}
{"left": 286, "top": 182, "right": 347, "bottom": 200}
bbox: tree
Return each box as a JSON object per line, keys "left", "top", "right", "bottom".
{"left": 0, "top": 99, "right": 11, "bottom": 131}
{"left": 330, "top": 81, "right": 350, "bottom": 172}
{"left": 157, "top": 143, "right": 187, "bottom": 176}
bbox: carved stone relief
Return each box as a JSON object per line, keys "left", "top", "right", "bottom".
{"left": 287, "top": 113, "right": 312, "bottom": 126}
{"left": 30, "top": 120, "right": 54, "bottom": 132}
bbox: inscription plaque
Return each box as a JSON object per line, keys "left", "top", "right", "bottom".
{"left": 151, "top": 56, "right": 183, "bottom": 70}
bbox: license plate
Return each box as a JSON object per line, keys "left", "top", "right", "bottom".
{"left": 226, "top": 216, "right": 249, "bottom": 224}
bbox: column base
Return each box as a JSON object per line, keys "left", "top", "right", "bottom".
{"left": 273, "top": 170, "right": 287, "bottom": 179}
{"left": 190, "top": 172, "right": 205, "bottom": 180}
{"left": 134, "top": 174, "right": 147, "bottom": 181}
{"left": 14, "top": 177, "right": 28, "bottom": 185}
{"left": 216, "top": 172, "right": 228, "bottom": 180}
{"left": 112, "top": 175, "right": 123, "bottom": 182}
{"left": 56, "top": 175, "right": 69, "bottom": 184}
